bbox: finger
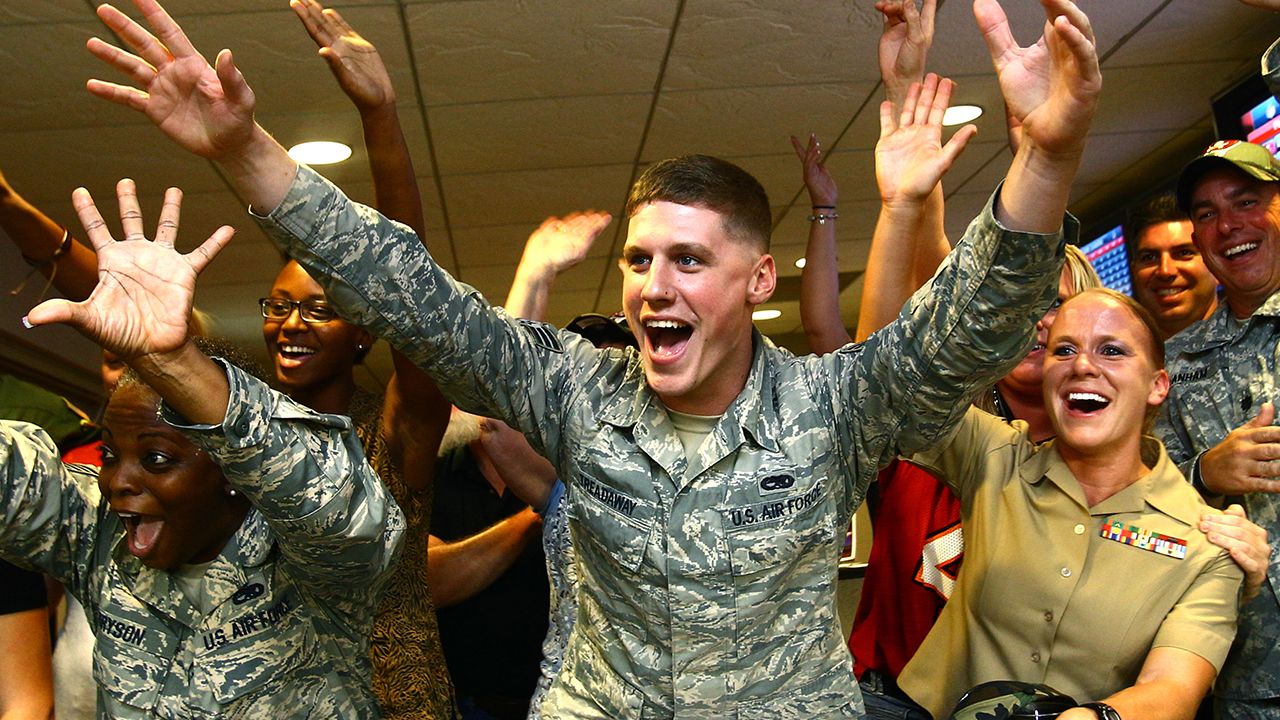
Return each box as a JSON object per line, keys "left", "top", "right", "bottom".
{"left": 1043, "top": 0, "right": 1094, "bottom": 46}
{"left": 71, "top": 187, "right": 115, "bottom": 252}
{"left": 24, "top": 298, "right": 79, "bottom": 330}
{"left": 903, "top": 0, "right": 921, "bottom": 39}
{"left": 214, "top": 49, "right": 255, "bottom": 110}
{"left": 1249, "top": 402, "right": 1277, "bottom": 429}
{"left": 1051, "top": 13, "right": 1101, "bottom": 86}
{"left": 879, "top": 100, "right": 897, "bottom": 139}
{"left": 116, "top": 178, "right": 146, "bottom": 242}
{"left": 291, "top": 0, "right": 330, "bottom": 47}
{"left": 85, "top": 78, "right": 149, "bottom": 114}
{"left": 325, "top": 7, "right": 356, "bottom": 36}
{"left": 939, "top": 124, "right": 978, "bottom": 168}
{"left": 154, "top": 187, "right": 183, "bottom": 248}
{"left": 913, "top": 73, "right": 939, "bottom": 126}
{"left": 186, "top": 225, "right": 235, "bottom": 275}
{"left": 898, "top": 81, "right": 923, "bottom": 127}
{"left": 86, "top": 37, "right": 157, "bottom": 87}
{"left": 95, "top": 3, "right": 173, "bottom": 69}
{"left": 919, "top": 0, "right": 937, "bottom": 34}
{"left": 927, "top": 77, "right": 956, "bottom": 128}
{"left": 973, "top": 0, "right": 1016, "bottom": 65}
{"left": 132, "top": 0, "right": 201, "bottom": 59}
{"left": 790, "top": 134, "right": 807, "bottom": 161}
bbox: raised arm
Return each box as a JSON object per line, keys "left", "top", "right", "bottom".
{"left": 291, "top": 0, "right": 425, "bottom": 240}
{"left": 504, "top": 212, "right": 612, "bottom": 322}
{"left": 0, "top": 170, "right": 100, "bottom": 301}
{"left": 23, "top": 180, "right": 232, "bottom": 424}
{"left": 791, "top": 134, "right": 850, "bottom": 352}
{"left": 87, "top": 0, "right": 298, "bottom": 212}
{"left": 426, "top": 508, "right": 542, "bottom": 608}
{"left": 978, "top": 0, "right": 1101, "bottom": 232}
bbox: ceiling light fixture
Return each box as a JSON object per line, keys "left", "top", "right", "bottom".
{"left": 752, "top": 309, "right": 782, "bottom": 321}
{"left": 942, "top": 105, "right": 983, "bottom": 126}
{"left": 287, "top": 141, "right": 353, "bottom": 165}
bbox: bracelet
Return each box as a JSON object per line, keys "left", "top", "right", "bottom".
{"left": 1078, "top": 701, "right": 1121, "bottom": 720}
{"left": 811, "top": 205, "right": 836, "bottom": 210}
{"left": 21, "top": 227, "right": 72, "bottom": 268}
{"left": 807, "top": 212, "right": 839, "bottom": 224}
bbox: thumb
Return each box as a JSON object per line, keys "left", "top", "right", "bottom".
{"left": 215, "top": 49, "right": 255, "bottom": 110}
{"left": 24, "top": 298, "right": 80, "bottom": 330}
{"left": 1251, "top": 402, "right": 1276, "bottom": 428}
{"left": 1223, "top": 504, "right": 1247, "bottom": 519}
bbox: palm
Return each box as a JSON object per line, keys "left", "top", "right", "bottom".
{"left": 991, "top": 43, "right": 1050, "bottom": 127}
{"left": 523, "top": 212, "right": 612, "bottom": 274}
{"left": 325, "top": 36, "right": 393, "bottom": 110}
{"left": 146, "top": 56, "right": 256, "bottom": 159}
{"left": 876, "top": 125, "right": 945, "bottom": 203}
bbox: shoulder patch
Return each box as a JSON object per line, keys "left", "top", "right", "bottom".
{"left": 519, "top": 319, "right": 564, "bottom": 353}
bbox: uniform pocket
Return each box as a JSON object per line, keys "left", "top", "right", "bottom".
{"left": 571, "top": 475, "right": 655, "bottom": 573}
{"left": 92, "top": 637, "right": 166, "bottom": 715}
{"left": 724, "top": 483, "right": 835, "bottom": 576}
{"left": 197, "top": 593, "right": 321, "bottom": 706}
{"left": 736, "top": 662, "right": 862, "bottom": 719}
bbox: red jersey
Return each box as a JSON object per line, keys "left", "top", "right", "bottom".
{"left": 847, "top": 459, "right": 962, "bottom": 679}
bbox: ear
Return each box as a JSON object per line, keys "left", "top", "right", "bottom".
{"left": 1148, "top": 368, "right": 1170, "bottom": 407}
{"left": 747, "top": 254, "right": 777, "bottom": 305}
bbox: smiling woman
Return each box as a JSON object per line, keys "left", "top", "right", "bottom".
{"left": 898, "top": 289, "right": 1245, "bottom": 720}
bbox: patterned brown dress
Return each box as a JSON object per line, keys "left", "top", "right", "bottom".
{"left": 351, "top": 389, "right": 458, "bottom": 719}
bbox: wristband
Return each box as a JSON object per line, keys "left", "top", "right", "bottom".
{"left": 811, "top": 205, "right": 836, "bottom": 210}
{"left": 807, "top": 212, "right": 839, "bottom": 224}
{"left": 20, "top": 227, "right": 72, "bottom": 268}
{"left": 1079, "top": 701, "right": 1121, "bottom": 720}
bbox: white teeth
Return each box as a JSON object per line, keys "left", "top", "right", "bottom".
{"left": 116, "top": 512, "right": 138, "bottom": 519}
{"left": 1156, "top": 288, "right": 1183, "bottom": 297}
{"left": 1225, "top": 243, "right": 1258, "bottom": 258}
{"left": 1068, "top": 392, "right": 1108, "bottom": 403}
{"left": 645, "top": 320, "right": 687, "bottom": 329}
{"left": 280, "top": 345, "right": 316, "bottom": 355}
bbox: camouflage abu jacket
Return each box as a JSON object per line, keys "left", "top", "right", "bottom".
{"left": 257, "top": 165, "right": 1068, "bottom": 719}
{"left": 0, "top": 361, "right": 404, "bottom": 718}
{"left": 1159, "top": 290, "right": 1280, "bottom": 700}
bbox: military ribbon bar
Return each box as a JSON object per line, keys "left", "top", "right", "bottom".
{"left": 1100, "top": 520, "right": 1187, "bottom": 560}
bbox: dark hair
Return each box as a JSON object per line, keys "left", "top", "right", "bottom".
{"left": 1123, "top": 193, "right": 1185, "bottom": 265}
{"left": 114, "top": 337, "right": 271, "bottom": 397}
{"left": 625, "top": 155, "right": 772, "bottom": 251}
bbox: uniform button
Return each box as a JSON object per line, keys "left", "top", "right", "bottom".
{"left": 1073, "top": 523, "right": 1085, "bottom": 535}
{"left": 236, "top": 419, "right": 251, "bottom": 435}
{"left": 1060, "top": 567, "right": 1072, "bottom": 578}
{"left": 1043, "top": 610, "right": 1054, "bottom": 623}
{"left": 1031, "top": 651, "right": 1041, "bottom": 663}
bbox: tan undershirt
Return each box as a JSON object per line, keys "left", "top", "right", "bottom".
{"left": 667, "top": 409, "right": 721, "bottom": 463}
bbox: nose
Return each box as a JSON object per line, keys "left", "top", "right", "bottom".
{"left": 1155, "top": 252, "right": 1176, "bottom": 278}
{"left": 281, "top": 304, "right": 308, "bottom": 331}
{"left": 640, "top": 259, "right": 675, "bottom": 304}
{"left": 1216, "top": 206, "right": 1242, "bottom": 237}
{"left": 99, "top": 463, "right": 141, "bottom": 503}
{"left": 1070, "top": 348, "right": 1100, "bottom": 377}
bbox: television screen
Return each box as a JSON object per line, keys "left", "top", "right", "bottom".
{"left": 1242, "top": 95, "right": 1280, "bottom": 155}
{"left": 1080, "top": 225, "right": 1132, "bottom": 296}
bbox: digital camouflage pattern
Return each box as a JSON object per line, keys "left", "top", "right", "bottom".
{"left": 1159, "top": 292, "right": 1280, "bottom": 702}
{"left": 257, "top": 165, "right": 1068, "bottom": 718}
{"left": 529, "top": 480, "right": 576, "bottom": 720}
{"left": 0, "top": 361, "right": 404, "bottom": 718}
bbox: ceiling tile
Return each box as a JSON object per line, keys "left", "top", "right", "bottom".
{"left": 0, "top": 0, "right": 85, "bottom": 25}
{"left": 443, "top": 164, "right": 635, "bottom": 230}
{"left": 406, "top": 0, "right": 673, "bottom": 105}
{"left": 1103, "top": 1, "right": 1280, "bottom": 68}
{"left": 430, "top": 94, "right": 650, "bottom": 175}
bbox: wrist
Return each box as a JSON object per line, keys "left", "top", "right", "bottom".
{"left": 358, "top": 99, "right": 400, "bottom": 121}
{"left": 1077, "top": 701, "right": 1122, "bottom": 720}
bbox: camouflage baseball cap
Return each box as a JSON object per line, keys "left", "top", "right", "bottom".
{"left": 949, "top": 680, "right": 1077, "bottom": 720}
{"left": 1176, "top": 139, "right": 1280, "bottom": 212}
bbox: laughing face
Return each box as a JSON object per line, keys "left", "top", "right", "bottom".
{"left": 620, "top": 201, "right": 775, "bottom": 415}
{"left": 99, "top": 383, "right": 246, "bottom": 570}
{"left": 263, "top": 261, "right": 372, "bottom": 403}
{"left": 1188, "top": 166, "right": 1280, "bottom": 318}
{"left": 1131, "top": 219, "right": 1218, "bottom": 339}
{"left": 1043, "top": 293, "right": 1169, "bottom": 462}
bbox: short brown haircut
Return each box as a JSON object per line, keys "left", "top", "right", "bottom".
{"left": 626, "top": 155, "right": 772, "bottom": 251}
{"left": 1122, "top": 193, "right": 1185, "bottom": 266}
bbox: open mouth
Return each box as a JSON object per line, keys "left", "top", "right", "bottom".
{"left": 643, "top": 319, "right": 693, "bottom": 363}
{"left": 116, "top": 511, "right": 164, "bottom": 559}
{"left": 276, "top": 344, "right": 317, "bottom": 367}
{"left": 1223, "top": 242, "right": 1259, "bottom": 260}
{"left": 1066, "top": 391, "right": 1111, "bottom": 415}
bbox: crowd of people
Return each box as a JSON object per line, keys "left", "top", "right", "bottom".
{"left": 1, "top": 0, "right": 1280, "bottom": 718}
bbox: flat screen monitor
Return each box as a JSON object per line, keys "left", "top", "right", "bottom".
{"left": 1079, "top": 225, "right": 1132, "bottom": 296}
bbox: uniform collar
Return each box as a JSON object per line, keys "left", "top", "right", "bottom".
{"left": 1170, "top": 288, "right": 1280, "bottom": 354}
{"left": 1018, "top": 436, "right": 1200, "bottom": 526}
{"left": 596, "top": 330, "right": 780, "bottom": 454}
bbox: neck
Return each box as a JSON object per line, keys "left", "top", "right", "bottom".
{"left": 997, "top": 383, "right": 1055, "bottom": 443}
{"left": 1227, "top": 293, "right": 1265, "bottom": 321}
{"left": 1057, "top": 436, "right": 1147, "bottom": 507}
{"left": 286, "top": 376, "right": 357, "bottom": 415}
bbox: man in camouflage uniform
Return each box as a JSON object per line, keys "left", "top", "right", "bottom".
{"left": 85, "top": 0, "right": 1100, "bottom": 715}
{"left": 1161, "top": 139, "right": 1280, "bottom": 719}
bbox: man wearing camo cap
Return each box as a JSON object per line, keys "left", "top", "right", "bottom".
{"left": 1161, "top": 138, "right": 1280, "bottom": 718}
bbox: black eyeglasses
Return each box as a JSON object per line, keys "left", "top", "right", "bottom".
{"left": 259, "top": 297, "right": 339, "bottom": 324}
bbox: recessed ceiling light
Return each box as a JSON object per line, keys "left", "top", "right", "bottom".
{"left": 942, "top": 105, "right": 983, "bottom": 127}
{"left": 795, "top": 257, "right": 807, "bottom": 269}
{"left": 287, "top": 141, "right": 353, "bottom": 165}
{"left": 752, "top": 309, "right": 782, "bottom": 321}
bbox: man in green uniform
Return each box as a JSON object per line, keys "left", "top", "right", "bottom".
{"left": 83, "top": 0, "right": 1101, "bottom": 715}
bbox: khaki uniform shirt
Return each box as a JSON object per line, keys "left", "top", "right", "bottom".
{"left": 256, "top": 166, "right": 1068, "bottom": 718}
{"left": 1159, "top": 291, "right": 1280, "bottom": 699}
{"left": 0, "top": 362, "right": 404, "bottom": 718}
{"left": 903, "top": 408, "right": 1242, "bottom": 719}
